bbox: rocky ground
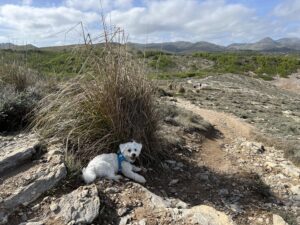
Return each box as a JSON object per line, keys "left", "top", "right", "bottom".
{"left": 0, "top": 134, "right": 67, "bottom": 224}
{"left": 1, "top": 74, "right": 299, "bottom": 225}
{"left": 272, "top": 73, "right": 300, "bottom": 94}
{"left": 173, "top": 98, "right": 300, "bottom": 224}
{"left": 168, "top": 74, "right": 300, "bottom": 165}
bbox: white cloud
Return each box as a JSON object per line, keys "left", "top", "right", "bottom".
{"left": 0, "top": 4, "right": 99, "bottom": 45}
{"left": 0, "top": 35, "right": 7, "bottom": 42}
{"left": 274, "top": 0, "right": 300, "bottom": 20}
{"left": 110, "top": 0, "right": 272, "bottom": 44}
{"left": 0, "top": 0, "right": 298, "bottom": 47}
{"left": 65, "top": 0, "right": 102, "bottom": 11}
{"left": 22, "top": 0, "right": 33, "bottom": 6}
{"left": 65, "top": 0, "right": 133, "bottom": 11}
{"left": 115, "top": 0, "right": 133, "bottom": 8}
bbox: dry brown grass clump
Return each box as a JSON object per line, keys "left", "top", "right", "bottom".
{"left": 32, "top": 30, "right": 161, "bottom": 164}
{"left": 0, "top": 63, "right": 38, "bottom": 91}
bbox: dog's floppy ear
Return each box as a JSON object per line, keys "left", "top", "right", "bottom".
{"left": 119, "top": 143, "right": 127, "bottom": 153}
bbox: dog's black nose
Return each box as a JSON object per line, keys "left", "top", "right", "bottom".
{"left": 132, "top": 153, "right": 136, "bottom": 158}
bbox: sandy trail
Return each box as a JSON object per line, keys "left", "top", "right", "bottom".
{"left": 176, "top": 98, "right": 254, "bottom": 140}
{"left": 175, "top": 98, "right": 255, "bottom": 174}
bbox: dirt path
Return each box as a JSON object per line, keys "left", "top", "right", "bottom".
{"left": 175, "top": 98, "right": 300, "bottom": 224}
{"left": 176, "top": 98, "right": 254, "bottom": 140}
{"left": 175, "top": 98, "right": 254, "bottom": 174}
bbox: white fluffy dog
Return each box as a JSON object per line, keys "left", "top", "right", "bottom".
{"left": 82, "top": 141, "right": 146, "bottom": 184}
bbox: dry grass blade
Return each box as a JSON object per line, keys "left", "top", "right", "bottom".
{"left": 0, "top": 63, "right": 38, "bottom": 91}
{"left": 32, "top": 25, "right": 163, "bottom": 165}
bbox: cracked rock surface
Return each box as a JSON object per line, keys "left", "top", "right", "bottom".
{"left": 0, "top": 133, "right": 67, "bottom": 224}
{"left": 21, "top": 185, "right": 100, "bottom": 225}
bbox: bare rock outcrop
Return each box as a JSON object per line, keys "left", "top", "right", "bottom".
{"left": 0, "top": 133, "right": 39, "bottom": 173}
{"left": 22, "top": 185, "right": 100, "bottom": 225}
{"left": 0, "top": 134, "right": 67, "bottom": 224}
{"left": 181, "top": 205, "right": 235, "bottom": 225}
{"left": 272, "top": 214, "right": 289, "bottom": 225}
{"left": 104, "top": 182, "right": 235, "bottom": 225}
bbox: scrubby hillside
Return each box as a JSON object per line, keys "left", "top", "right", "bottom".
{"left": 1, "top": 48, "right": 300, "bottom": 81}
{"left": 1, "top": 43, "right": 300, "bottom": 225}
{"left": 160, "top": 74, "right": 300, "bottom": 165}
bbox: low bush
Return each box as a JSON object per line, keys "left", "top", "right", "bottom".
{"left": 0, "top": 85, "right": 42, "bottom": 132}
{"left": 158, "top": 102, "right": 216, "bottom": 151}
{"left": 136, "top": 50, "right": 172, "bottom": 58}
{"left": 0, "top": 63, "right": 50, "bottom": 132}
{"left": 0, "top": 63, "right": 38, "bottom": 91}
{"left": 161, "top": 103, "right": 214, "bottom": 133}
{"left": 193, "top": 52, "right": 300, "bottom": 77}
{"left": 33, "top": 36, "right": 162, "bottom": 164}
{"left": 149, "top": 55, "right": 175, "bottom": 70}
{"left": 0, "top": 49, "right": 85, "bottom": 78}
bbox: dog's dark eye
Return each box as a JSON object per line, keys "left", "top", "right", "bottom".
{"left": 134, "top": 148, "right": 137, "bottom": 152}
{"left": 128, "top": 149, "right": 131, "bottom": 153}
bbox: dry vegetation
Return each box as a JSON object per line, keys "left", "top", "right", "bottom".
{"left": 0, "top": 63, "right": 39, "bottom": 91}
{"left": 32, "top": 29, "right": 162, "bottom": 165}
{"left": 0, "top": 63, "right": 48, "bottom": 132}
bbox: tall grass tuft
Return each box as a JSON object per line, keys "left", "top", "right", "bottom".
{"left": 32, "top": 27, "right": 161, "bottom": 164}
{"left": 0, "top": 63, "right": 38, "bottom": 92}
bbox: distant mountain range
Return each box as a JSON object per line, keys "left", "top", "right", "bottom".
{"left": 129, "top": 41, "right": 226, "bottom": 53}
{"left": 227, "top": 37, "right": 300, "bottom": 52}
{"left": 1, "top": 37, "right": 300, "bottom": 53}
{"left": 128, "top": 37, "right": 300, "bottom": 53}
{"left": 0, "top": 43, "right": 37, "bottom": 51}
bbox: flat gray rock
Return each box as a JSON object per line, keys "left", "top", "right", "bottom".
{"left": 0, "top": 143, "right": 66, "bottom": 222}
{"left": 23, "top": 185, "right": 100, "bottom": 225}
{"left": 181, "top": 205, "right": 236, "bottom": 225}
{"left": 0, "top": 133, "right": 39, "bottom": 174}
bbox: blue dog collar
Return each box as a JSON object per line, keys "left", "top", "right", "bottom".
{"left": 117, "top": 152, "right": 127, "bottom": 174}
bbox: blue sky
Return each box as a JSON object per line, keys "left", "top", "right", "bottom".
{"left": 0, "top": 0, "right": 299, "bottom": 47}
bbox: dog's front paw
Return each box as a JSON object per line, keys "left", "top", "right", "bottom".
{"left": 134, "top": 167, "right": 142, "bottom": 172}
{"left": 136, "top": 176, "right": 146, "bottom": 184}
{"left": 113, "top": 175, "right": 122, "bottom": 182}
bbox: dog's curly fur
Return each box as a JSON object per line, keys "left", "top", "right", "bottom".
{"left": 82, "top": 141, "right": 146, "bottom": 184}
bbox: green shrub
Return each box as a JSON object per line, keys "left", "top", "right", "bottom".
{"left": 0, "top": 49, "right": 87, "bottom": 79}
{"left": 149, "top": 55, "right": 175, "bottom": 70}
{"left": 137, "top": 50, "right": 172, "bottom": 58}
{"left": 193, "top": 52, "right": 300, "bottom": 78}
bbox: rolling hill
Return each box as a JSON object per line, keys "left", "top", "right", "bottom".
{"left": 128, "top": 41, "right": 225, "bottom": 53}
{"left": 130, "top": 37, "right": 300, "bottom": 53}
{"left": 1, "top": 37, "right": 300, "bottom": 53}
{"left": 227, "top": 37, "right": 300, "bottom": 52}
{"left": 0, "top": 43, "right": 37, "bottom": 50}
